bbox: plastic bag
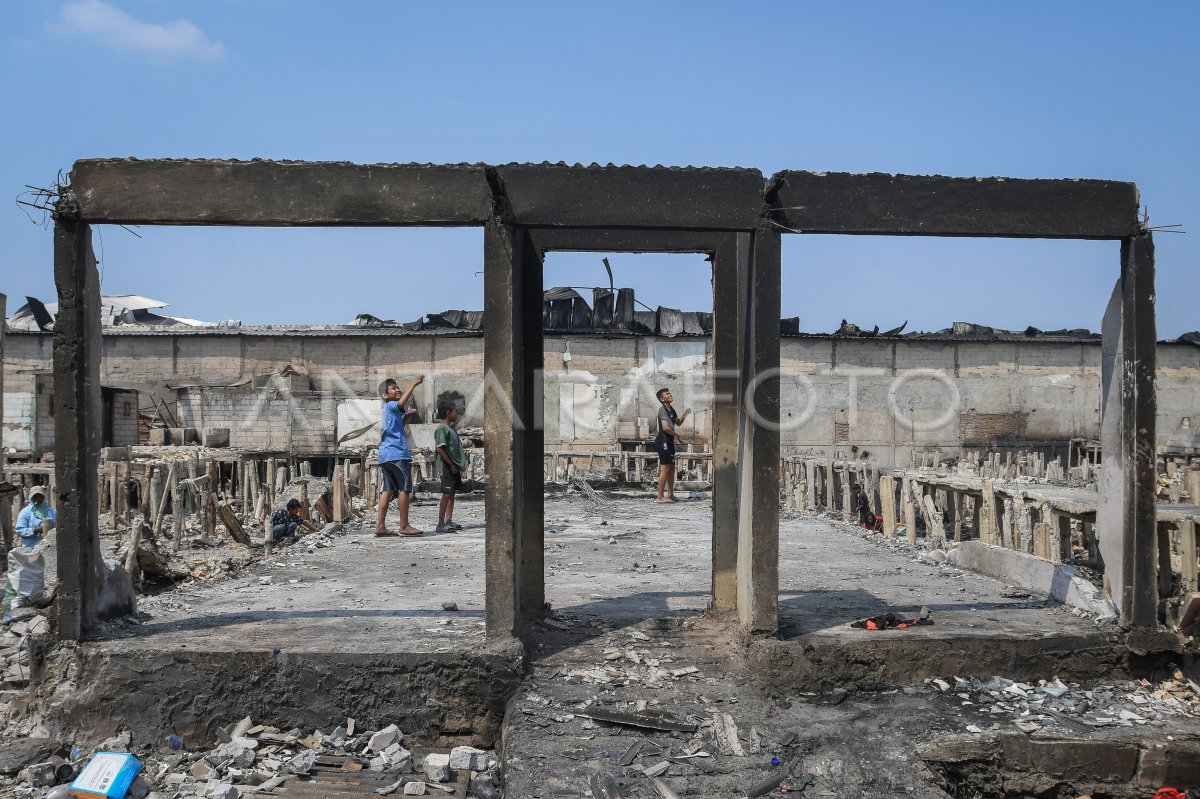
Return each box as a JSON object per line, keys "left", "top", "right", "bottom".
{"left": 5, "top": 545, "right": 45, "bottom": 608}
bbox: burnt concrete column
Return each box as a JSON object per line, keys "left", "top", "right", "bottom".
{"left": 710, "top": 236, "right": 742, "bottom": 612}
{"left": 735, "top": 226, "right": 781, "bottom": 632}
{"left": 53, "top": 219, "right": 105, "bottom": 640}
{"left": 1098, "top": 232, "right": 1157, "bottom": 628}
{"left": 483, "top": 220, "right": 544, "bottom": 637}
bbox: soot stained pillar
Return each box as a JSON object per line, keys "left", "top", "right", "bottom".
{"left": 483, "top": 220, "right": 544, "bottom": 637}
{"left": 53, "top": 219, "right": 105, "bottom": 640}
{"left": 1098, "top": 232, "right": 1157, "bottom": 628}
{"left": 736, "top": 226, "right": 781, "bottom": 632}
{"left": 710, "top": 236, "right": 741, "bottom": 612}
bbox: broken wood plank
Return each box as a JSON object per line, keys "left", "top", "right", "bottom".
{"left": 575, "top": 707, "right": 697, "bottom": 733}
{"left": 217, "top": 501, "right": 252, "bottom": 546}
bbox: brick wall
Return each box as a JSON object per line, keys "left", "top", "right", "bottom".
{"left": 4, "top": 329, "right": 1198, "bottom": 460}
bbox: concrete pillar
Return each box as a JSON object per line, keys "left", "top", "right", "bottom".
{"left": 710, "top": 236, "right": 740, "bottom": 612}
{"left": 735, "top": 227, "right": 780, "bottom": 633}
{"left": 53, "top": 220, "right": 106, "bottom": 640}
{"left": 0, "top": 293, "right": 10, "bottom": 555}
{"left": 484, "top": 220, "right": 544, "bottom": 637}
{"left": 950, "top": 491, "right": 962, "bottom": 542}
{"left": 1098, "top": 233, "right": 1158, "bottom": 628}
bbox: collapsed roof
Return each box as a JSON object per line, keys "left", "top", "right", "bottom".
{"left": 6, "top": 294, "right": 222, "bottom": 332}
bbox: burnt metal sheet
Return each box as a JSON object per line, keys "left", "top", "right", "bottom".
{"left": 657, "top": 307, "right": 685, "bottom": 337}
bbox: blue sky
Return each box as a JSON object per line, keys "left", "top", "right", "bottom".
{"left": 2, "top": 2, "right": 1196, "bottom": 335}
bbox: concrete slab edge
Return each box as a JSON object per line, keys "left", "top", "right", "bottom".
{"left": 947, "top": 540, "right": 1117, "bottom": 619}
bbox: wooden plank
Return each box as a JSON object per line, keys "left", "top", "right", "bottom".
{"left": 217, "top": 501, "right": 252, "bottom": 546}
{"left": 1179, "top": 519, "right": 1197, "bottom": 596}
{"left": 879, "top": 474, "right": 897, "bottom": 538}
{"left": 70, "top": 159, "right": 492, "bottom": 226}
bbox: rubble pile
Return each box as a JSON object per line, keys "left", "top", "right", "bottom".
{"left": 0, "top": 718, "right": 503, "bottom": 798}
{"left": 0, "top": 608, "right": 48, "bottom": 690}
{"left": 926, "top": 673, "right": 1200, "bottom": 735}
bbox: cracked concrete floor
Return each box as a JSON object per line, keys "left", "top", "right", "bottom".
{"left": 98, "top": 491, "right": 1097, "bottom": 654}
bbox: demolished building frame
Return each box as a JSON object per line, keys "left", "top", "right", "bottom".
{"left": 49, "top": 159, "right": 1154, "bottom": 641}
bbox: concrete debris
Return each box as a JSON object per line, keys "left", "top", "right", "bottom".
{"left": 368, "top": 723, "right": 402, "bottom": 753}
{"left": 421, "top": 752, "right": 450, "bottom": 782}
{"left": 933, "top": 673, "right": 1200, "bottom": 733}
{"left": 0, "top": 719, "right": 501, "bottom": 798}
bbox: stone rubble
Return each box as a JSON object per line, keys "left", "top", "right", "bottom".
{"left": 0, "top": 718, "right": 503, "bottom": 799}
{"left": 921, "top": 671, "right": 1200, "bottom": 734}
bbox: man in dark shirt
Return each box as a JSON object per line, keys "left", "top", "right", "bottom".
{"left": 654, "top": 388, "right": 691, "bottom": 503}
{"left": 271, "top": 498, "right": 318, "bottom": 542}
{"left": 850, "top": 484, "right": 871, "bottom": 527}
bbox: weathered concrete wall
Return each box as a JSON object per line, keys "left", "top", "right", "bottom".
{"left": 4, "top": 330, "right": 1198, "bottom": 458}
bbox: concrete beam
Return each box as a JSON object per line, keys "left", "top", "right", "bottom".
{"left": 69, "top": 160, "right": 493, "bottom": 226}
{"left": 483, "top": 221, "right": 543, "bottom": 637}
{"left": 52, "top": 221, "right": 105, "bottom": 639}
{"left": 735, "top": 226, "right": 781, "bottom": 632}
{"left": 1098, "top": 233, "right": 1158, "bottom": 627}
{"left": 771, "top": 171, "right": 1140, "bottom": 239}
{"left": 710, "top": 235, "right": 741, "bottom": 612}
{"left": 528, "top": 227, "right": 728, "bottom": 254}
{"left": 498, "top": 164, "right": 765, "bottom": 230}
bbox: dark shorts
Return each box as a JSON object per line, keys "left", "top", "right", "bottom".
{"left": 380, "top": 460, "right": 413, "bottom": 494}
{"left": 440, "top": 470, "right": 463, "bottom": 494}
{"left": 656, "top": 436, "right": 675, "bottom": 466}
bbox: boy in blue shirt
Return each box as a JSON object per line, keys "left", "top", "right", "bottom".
{"left": 375, "top": 375, "right": 424, "bottom": 537}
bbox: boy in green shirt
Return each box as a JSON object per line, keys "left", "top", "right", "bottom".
{"left": 434, "top": 401, "right": 468, "bottom": 534}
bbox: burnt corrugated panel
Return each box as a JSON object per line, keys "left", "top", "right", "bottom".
{"left": 569, "top": 298, "right": 593, "bottom": 329}
{"left": 615, "top": 288, "right": 636, "bottom": 328}
{"left": 547, "top": 299, "right": 572, "bottom": 329}
{"left": 593, "top": 288, "right": 615, "bottom": 328}
{"left": 633, "top": 310, "right": 658, "bottom": 333}
{"left": 781, "top": 317, "right": 801, "bottom": 336}
{"left": 657, "top": 307, "right": 685, "bottom": 337}
{"left": 682, "top": 312, "right": 705, "bottom": 336}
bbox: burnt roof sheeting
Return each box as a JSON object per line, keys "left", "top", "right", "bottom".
{"left": 657, "top": 307, "right": 685, "bottom": 338}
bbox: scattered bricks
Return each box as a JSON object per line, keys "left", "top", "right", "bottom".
{"left": 287, "top": 749, "right": 318, "bottom": 774}
{"left": 448, "top": 746, "right": 488, "bottom": 772}
{"left": 203, "top": 428, "right": 231, "bottom": 448}
{"left": 191, "top": 759, "right": 218, "bottom": 780}
{"left": 422, "top": 753, "right": 451, "bottom": 783}
{"left": 468, "top": 774, "right": 500, "bottom": 799}
{"left": 403, "top": 781, "right": 427, "bottom": 796}
{"left": 214, "top": 742, "right": 255, "bottom": 769}
{"left": 382, "top": 743, "right": 411, "bottom": 772}
{"left": 368, "top": 724, "right": 402, "bottom": 753}
{"left": 19, "top": 761, "right": 57, "bottom": 788}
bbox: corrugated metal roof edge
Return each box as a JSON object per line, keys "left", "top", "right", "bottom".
{"left": 7, "top": 325, "right": 1195, "bottom": 345}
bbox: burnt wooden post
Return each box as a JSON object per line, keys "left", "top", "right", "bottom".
{"left": 53, "top": 218, "right": 105, "bottom": 640}
{"left": 1098, "top": 232, "right": 1158, "bottom": 628}
{"left": 483, "top": 219, "right": 543, "bottom": 636}
{"left": 736, "top": 226, "right": 781, "bottom": 633}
